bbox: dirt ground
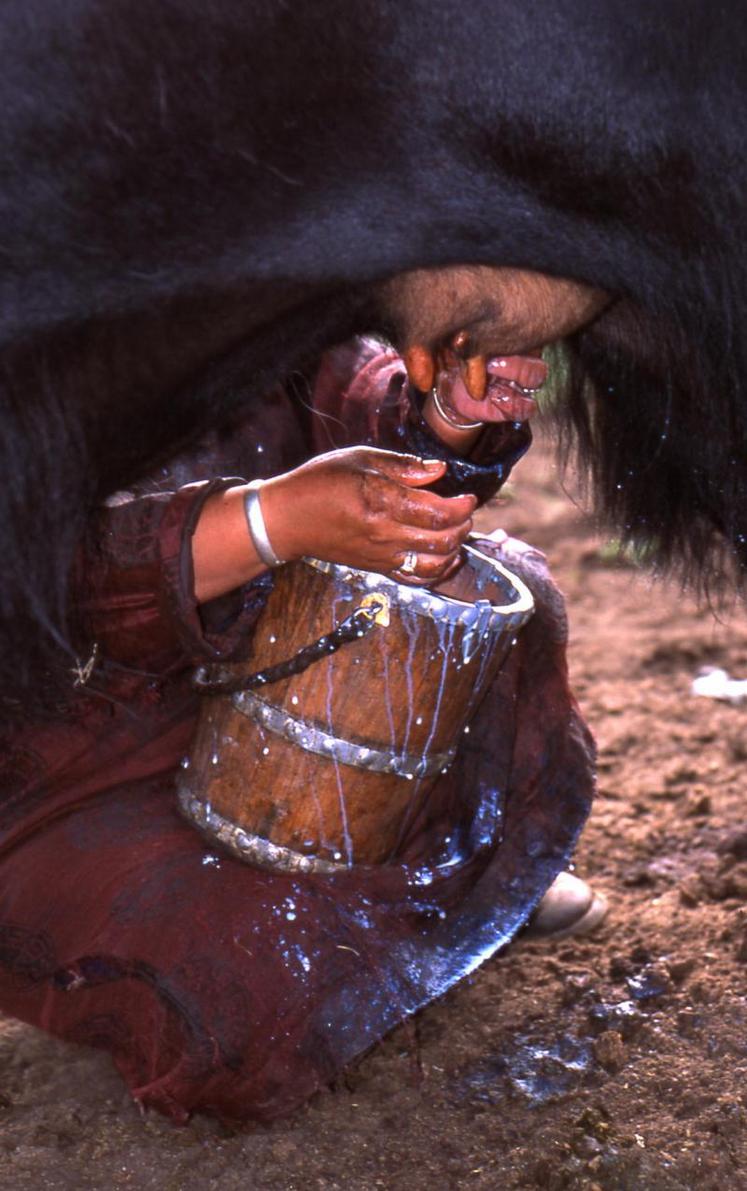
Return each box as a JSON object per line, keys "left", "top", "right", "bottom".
{"left": 1, "top": 430, "right": 746, "bottom": 1190}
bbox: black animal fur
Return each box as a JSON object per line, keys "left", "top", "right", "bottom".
{"left": 0, "top": 0, "right": 745, "bottom": 702}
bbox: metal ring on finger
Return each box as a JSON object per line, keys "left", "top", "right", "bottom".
{"left": 399, "top": 550, "right": 418, "bottom": 576}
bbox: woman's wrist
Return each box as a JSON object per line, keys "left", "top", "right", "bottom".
{"left": 255, "top": 471, "right": 305, "bottom": 565}
{"left": 421, "top": 389, "right": 485, "bottom": 455}
{"left": 243, "top": 480, "right": 286, "bottom": 568}
{"left": 192, "top": 484, "right": 273, "bottom": 604}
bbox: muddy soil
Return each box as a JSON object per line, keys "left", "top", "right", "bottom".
{"left": 1, "top": 431, "right": 745, "bottom": 1190}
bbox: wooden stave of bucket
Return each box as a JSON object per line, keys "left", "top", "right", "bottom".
{"left": 178, "top": 540, "right": 534, "bottom": 873}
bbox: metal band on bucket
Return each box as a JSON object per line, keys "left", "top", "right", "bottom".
{"left": 231, "top": 689, "right": 457, "bottom": 779}
{"left": 178, "top": 785, "right": 345, "bottom": 874}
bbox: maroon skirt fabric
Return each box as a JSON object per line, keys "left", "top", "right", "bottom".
{"left": 0, "top": 535, "right": 593, "bottom": 1123}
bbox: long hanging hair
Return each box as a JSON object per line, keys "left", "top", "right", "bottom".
{"left": 563, "top": 291, "right": 747, "bottom": 594}
{"left": 0, "top": 0, "right": 744, "bottom": 709}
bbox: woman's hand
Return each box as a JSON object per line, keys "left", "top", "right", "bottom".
{"left": 422, "top": 357, "right": 545, "bottom": 453}
{"left": 261, "top": 446, "right": 476, "bottom": 585}
{"left": 192, "top": 447, "right": 475, "bottom": 604}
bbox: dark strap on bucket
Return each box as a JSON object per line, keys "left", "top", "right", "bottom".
{"left": 193, "top": 598, "right": 388, "bottom": 696}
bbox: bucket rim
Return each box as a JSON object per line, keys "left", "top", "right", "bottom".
{"left": 303, "top": 538, "right": 534, "bottom": 632}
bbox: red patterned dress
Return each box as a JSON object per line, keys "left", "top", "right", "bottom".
{"left": 0, "top": 341, "right": 594, "bottom": 1122}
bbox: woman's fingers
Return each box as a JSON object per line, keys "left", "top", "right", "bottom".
{"left": 360, "top": 463, "right": 476, "bottom": 559}
{"left": 357, "top": 459, "right": 476, "bottom": 533}
{"left": 396, "top": 494, "right": 475, "bottom": 533}
{"left": 397, "top": 521, "right": 472, "bottom": 554}
{"left": 359, "top": 450, "right": 446, "bottom": 487}
{"left": 393, "top": 549, "right": 461, "bottom": 585}
{"left": 387, "top": 486, "right": 477, "bottom": 529}
{"left": 435, "top": 365, "right": 541, "bottom": 425}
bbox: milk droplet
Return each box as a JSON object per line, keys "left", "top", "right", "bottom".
{"left": 291, "top": 695, "right": 299, "bottom": 706}
{"left": 262, "top": 746, "right": 270, "bottom": 756}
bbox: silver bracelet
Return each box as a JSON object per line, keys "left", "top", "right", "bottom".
{"left": 243, "top": 480, "right": 285, "bottom": 568}
{"left": 430, "top": 386, "right": 484, "bottom": 432}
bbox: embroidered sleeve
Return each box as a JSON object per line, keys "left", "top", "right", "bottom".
{"left": 76, "top": 479, "right": 270, "bottom": 671}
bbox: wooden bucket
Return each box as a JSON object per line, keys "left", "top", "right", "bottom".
{"left": 178, "top": 540, "right": 534, "bottom": 873}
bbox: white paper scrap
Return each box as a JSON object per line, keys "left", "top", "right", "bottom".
{"left": 691, "top": 666, "right": 747, "bottom": 706}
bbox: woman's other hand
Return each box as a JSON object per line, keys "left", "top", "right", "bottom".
{"left": 422, "top": 356, "right": 546, "bottom": 453}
